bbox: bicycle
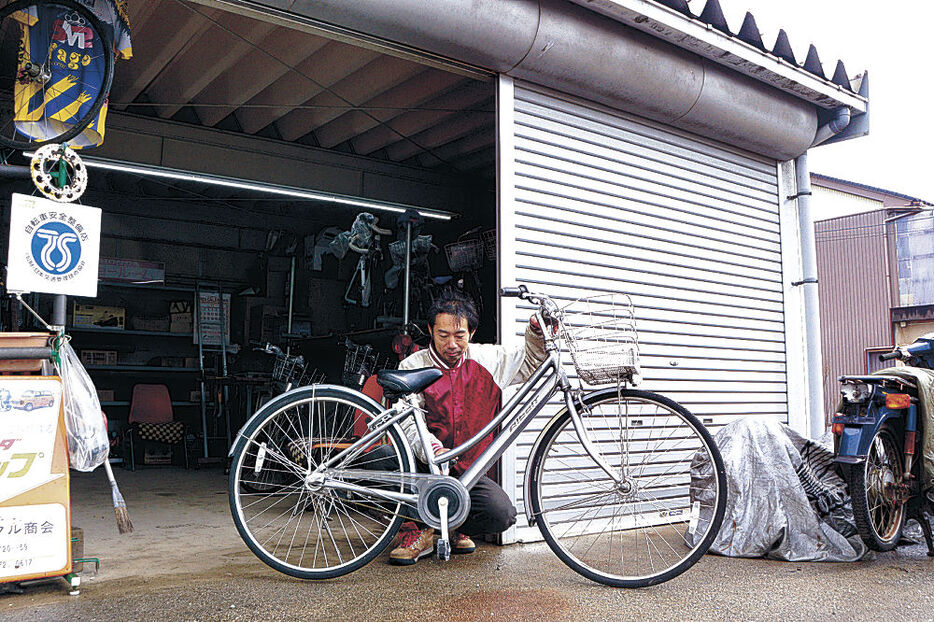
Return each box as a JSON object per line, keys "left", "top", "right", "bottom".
{"left": 228, "top": 286, "right": 727, "bottom": 587}
{"left": 237, "top": 342, "right": 322, "bottom": 494}
{"left": 0, "top": 0, "right": 115, "bottom": 150}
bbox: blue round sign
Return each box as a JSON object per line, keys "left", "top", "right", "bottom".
{"left": 30, "top": 221, "right": 82, "bottom": 275}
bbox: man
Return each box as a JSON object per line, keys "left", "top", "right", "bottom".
{"left": 388, "top": 290, "right": 546, "bottom": 565}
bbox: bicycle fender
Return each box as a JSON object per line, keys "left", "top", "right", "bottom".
{"left": 522, "top": 388, "right": 618, "bottom": 527}
{"left": 834, "top": 407, "right": 904, "bottom": 465}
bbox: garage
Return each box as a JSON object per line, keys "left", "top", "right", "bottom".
{"left": 1, "top": 0, "right": 869, "bottom": 558}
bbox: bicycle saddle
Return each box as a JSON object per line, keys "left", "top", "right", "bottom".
{"left": 376, "top": 367, "right": 443, "bottom": 396}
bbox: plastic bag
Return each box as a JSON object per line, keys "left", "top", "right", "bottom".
{"left": 58, "top": 341, "right": 109, "bottom": 472}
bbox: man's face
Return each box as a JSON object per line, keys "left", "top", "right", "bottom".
{"left": 429, "top": 313, "right": 474, "bottom": 367}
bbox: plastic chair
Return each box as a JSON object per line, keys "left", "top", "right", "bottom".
{"left": 125, "top": 384, "right": 189, "bottom": 470}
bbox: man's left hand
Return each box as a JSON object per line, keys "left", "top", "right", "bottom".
{"left": 530, "top": 315, "right": 558, "bottom": 335}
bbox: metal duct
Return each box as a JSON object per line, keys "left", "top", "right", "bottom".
{"left": 251, "top": 0, "right": 818, "bottom": 159}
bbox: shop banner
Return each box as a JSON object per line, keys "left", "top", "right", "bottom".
{"left": 0, "top": 377, "right": 69, "bottom": 581}
{"left": 6, "top": 193, "right": 102, "bottom": 297}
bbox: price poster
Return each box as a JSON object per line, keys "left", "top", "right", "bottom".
{"left": 0, "top": 378, "right": 70, "bottom": 582}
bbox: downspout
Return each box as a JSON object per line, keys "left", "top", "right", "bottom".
{"left": 796, "top": 107, "right": 851, "bottom": 439}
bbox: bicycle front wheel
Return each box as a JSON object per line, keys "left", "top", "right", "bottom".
{"left": 528, "top": 388, "right": 726, "bottom": 587}
{"left": 229, "top": 385, "right": 413, "bottom": 579}
{"left": 0, "top": 0, "right": 115, "bottom": 150}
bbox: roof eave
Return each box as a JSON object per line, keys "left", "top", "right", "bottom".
{"left": 567, "top": 0, "right": 868, "bottom": 114}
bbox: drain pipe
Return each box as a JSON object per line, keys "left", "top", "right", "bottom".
{"left": 796, "top": 107, "right": 853, "bottom": 438}
{"left": 793, "top": 153, "right": 825, "bottom": 439}
{"left": 811, "top": 106, "right": 851, "bottom": 148}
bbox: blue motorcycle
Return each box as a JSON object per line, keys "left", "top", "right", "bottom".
{"left": 832, "top": 334, "right": 934, "bottom": 554}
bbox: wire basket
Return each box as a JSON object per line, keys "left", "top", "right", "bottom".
{"left": 559, "top": 293, "right": 640, "bottom": 385}
{"left": 481, "top": 229, "right": 496, "bottom": 262}
{"left": 445, "top": 238, "right": 484, "bottom": 272}
{"left": 342, "top": 339, "right": 379, "bottom": 389}
{"left": 272, "top": 351, "right": 309, "bottom": 389}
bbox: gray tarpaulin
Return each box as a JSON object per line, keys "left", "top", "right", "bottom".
{"left": 690, "top": 418, "right": 866, "bottom": 562}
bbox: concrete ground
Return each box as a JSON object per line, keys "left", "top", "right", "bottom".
{"left": 3, "top": 467, "right": 934, "bottom": 622}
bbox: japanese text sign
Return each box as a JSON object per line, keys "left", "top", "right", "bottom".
{"left": 7, "top": 193, "right": 101, "bottom": 297}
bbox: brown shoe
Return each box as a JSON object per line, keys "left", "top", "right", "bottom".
{"left": 389, "top": 522, "right": 435, "bottom": 565}
{"left": 452, "top": 532, "right": 475, "bottom": 554}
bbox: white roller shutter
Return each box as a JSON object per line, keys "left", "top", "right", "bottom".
{"left": 497, "top": 79, "right": 789, "bottom": 543}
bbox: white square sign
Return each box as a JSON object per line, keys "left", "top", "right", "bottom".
{"left": 7, "top": 193, "right": 101, "bottom": 297}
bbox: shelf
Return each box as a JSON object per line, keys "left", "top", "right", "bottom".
{"left": 70, "top": 326, "right": 193, "bottom": 337}
{"left": 86, "top": 365, "right": 200, "bottom": 373}
{"left": 98, "top": 282, "right": 195, "bottom": 293}
{"left": 101, "top": 401, "right": 204, "bottom": 407}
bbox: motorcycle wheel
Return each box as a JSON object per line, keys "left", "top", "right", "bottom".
{"left": 846, "top": 424, "right": 907, "bottom": 551}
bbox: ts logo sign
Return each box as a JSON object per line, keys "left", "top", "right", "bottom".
{"left": 31, "top": 222, "right": 81, "bottom": 276}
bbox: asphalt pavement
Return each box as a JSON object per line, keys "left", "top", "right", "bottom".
{"left": 3, "top": 468, "right": 934, "bottom": 622}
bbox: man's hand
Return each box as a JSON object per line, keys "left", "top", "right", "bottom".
{"left": 433, "top": 443, "right": 447, "bottom": 456}
{"left": 529, "top": 315, "right": 558, "bottom": 335}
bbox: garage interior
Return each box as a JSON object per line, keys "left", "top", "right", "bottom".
{"left": 3, "top": 0, "right": 500, "bottom": 465}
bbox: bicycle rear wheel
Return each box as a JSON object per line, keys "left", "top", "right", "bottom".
{"left": 528, "top": 388, "right": 726, "bottom": 587}
{"left": 229, "top": 385, "right": 413, "bottom": 579}
{"left": 0, "top": 0, "right": 114, "bottom": 150}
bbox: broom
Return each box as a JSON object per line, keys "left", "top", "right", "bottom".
{"left": 102, "top": 458, "right": 134, "bottom": 534}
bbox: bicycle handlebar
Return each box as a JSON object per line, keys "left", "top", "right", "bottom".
{"left": 879, "top": 350, "right": 901, "bottom": 362}
{"left": 500, "top": 286, "right": 528, "bottom": 298}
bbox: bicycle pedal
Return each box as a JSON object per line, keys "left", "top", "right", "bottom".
{"left": 436, "top": 538, "right": 451, "bottom": 561}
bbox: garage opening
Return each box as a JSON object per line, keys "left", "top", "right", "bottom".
{"left": 2, "top": 0, "right": 498, "bottom": 467}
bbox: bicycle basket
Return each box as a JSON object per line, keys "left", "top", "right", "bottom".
{"left": 272, "top": 352, "right": 309, "bottom": 388}
{"left": 342, "top": 339, "right": 379, "bottom": 389}
{"left": 481, "top": 229, "right": 496, "bottom": 262}
{"left": 559, "top": 294, "right": 640, "bottom": 385}
{"left": 444, "top": 239, "right": 483, "bottom": 272}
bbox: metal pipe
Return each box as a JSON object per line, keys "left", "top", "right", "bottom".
{"left": 402, "top": 219, "right": 412, "bottom": 330}
{"left": 51, "top": 295, "right": 67, "bottom": 329}
{"left": 238, "top": 0, "right": 818, "bottom": 160}
{"left": 0, "top": 347, "right": 53, "bottom": 360}
{"left": 286, "top": 255, "right": 295, "bottom": 354}
{"left": 810, "top": 106, "right": 851, "bottom": 147}
{"left": 794, "top": 153, "right": 825, "bottom": 439}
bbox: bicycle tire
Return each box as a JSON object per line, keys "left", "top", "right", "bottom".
{"left": 229, "top": 384, "right": 413, "bottom": 580}
{"left": 528, "top": 388, "right": 726, "bottom": 587}
{"left": 846, "top": 424, "right": 906, "bottom": 551}
{"left": 0, "top": 0, "right": 114, "bottom": 150}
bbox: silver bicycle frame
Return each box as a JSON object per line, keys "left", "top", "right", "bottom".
{"left": 320, "top": 312, "right": 619, "bottom": 497}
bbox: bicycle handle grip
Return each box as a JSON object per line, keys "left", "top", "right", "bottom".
{"left": 500, "top": 285, "right": 528, "bottom": 298}
{"left": 879, "top": 351, "right": 900, "bottom": 361}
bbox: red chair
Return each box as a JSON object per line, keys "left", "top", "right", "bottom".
{"left": 125, "top": 384, "right": 188, "bottom": 470}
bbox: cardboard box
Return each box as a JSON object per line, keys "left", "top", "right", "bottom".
{"left": 169, "top": 300, "right": 193, "bottom": 334}
{"left": 170, "top": 313, "right": 193, "bottom": 334}
{"left": 144, "top": 446, "right": 172, "bottom": 465}
{"left": 74, "top": 304, "right": 125, "bottom": 330}
{"left": 130, "top": 315, "right": 170, "bottom": 332}
{"left": 81, "top": 350, "right": 117, "bottom": 366}
{"left": 96, "top": 389, "right": 115, "bottom": 402}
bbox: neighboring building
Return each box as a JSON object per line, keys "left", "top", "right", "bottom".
{"left": 814, "top": 174, "right": 933, "bottom": 420}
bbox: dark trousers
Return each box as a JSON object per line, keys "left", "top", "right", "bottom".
{"left": 361, "top": 445, "right": 517, "bottom": 536}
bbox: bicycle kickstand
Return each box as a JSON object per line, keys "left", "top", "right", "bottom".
{"left": 436, "top": 497, "right": 451, "bottom": 561}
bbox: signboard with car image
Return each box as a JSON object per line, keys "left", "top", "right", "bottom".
{"left": 0, "top": 378, "right": 71, "bottom": 583}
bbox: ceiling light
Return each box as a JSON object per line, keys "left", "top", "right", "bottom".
{"left": 24, "top": 153, "right": 456, "bottom": 221}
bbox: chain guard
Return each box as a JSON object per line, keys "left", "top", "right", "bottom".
{"left": 416, "top": 476, "right": 471, "bottom": 530}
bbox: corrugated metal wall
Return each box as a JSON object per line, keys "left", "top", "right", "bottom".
{"left": 815, "top": 211, "right": 892, "bottom": 418}
{"left": 498, "top": 81, "right": 787, "bottom": 542}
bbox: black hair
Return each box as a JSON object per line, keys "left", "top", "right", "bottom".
{"left": 427, "top": 289, "right": 480, "bottom": 333}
